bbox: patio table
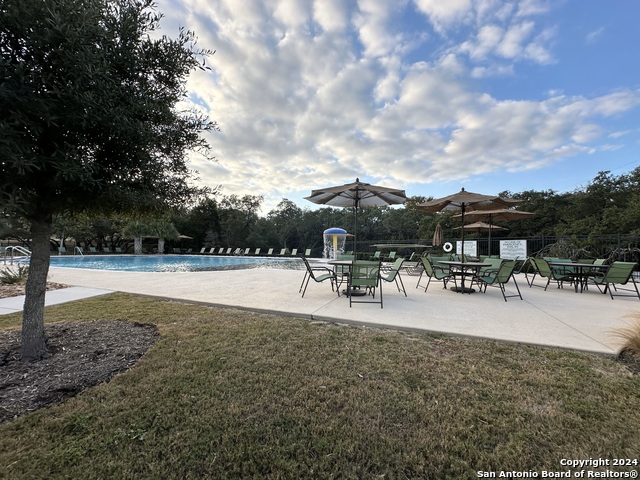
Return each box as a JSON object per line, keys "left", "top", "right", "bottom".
{"left": 548, "top": 262, "right": 608, "bottom": 293}
{"left": 436, "top": 260, "right": 490, "bottom": 294}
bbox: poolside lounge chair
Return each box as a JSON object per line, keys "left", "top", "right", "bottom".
{"left": 58, "top": 246, "right": 66, "bottom": 254}
{"left": 290, "top": 248, "right": 298, "bottom": 256}
{"left": 244, "top": 248, "right": 251, "bottom": 255}
{"left": 590, "top": 261, "right": 639, "bottom": 300}
{"left": 304, "top": 248, "right": 312, "bottom": 257}
{"left": 199, "top": 247, "right": 207, "bottom": 254}
{"left": 477, "top": 260, "right": 522, "bottom": 302}
{"left": 89, "top": 247, "right": 97, "bottom": 253}
{"left": 349, "top": 260, "right": 383, "bottom": 308}
{"left": 278, "top": 248, "right": 288, "bottom": 256}
{"left": 416, "top": 257, "right": 453, "bottom": 292}
{"left": 266, "top": 248, "right": 274, "bottom": 256}
{"left": 380, "top": 258, "right": 407, "bottom": 296}
{"left": 254, "top": 248, "right": 261, "bottom": 256}
{"left": 299, "top": 257, "right": 339, "bottom": 298}
{"left": 103, "top": 246, "right": 112, "bottom": 253}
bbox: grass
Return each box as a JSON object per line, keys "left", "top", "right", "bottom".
{"left": 1, "top": 293, "right": 639, "bottom": 479}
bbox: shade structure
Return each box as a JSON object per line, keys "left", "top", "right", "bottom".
{"left": 305, "top": 178, "right": 407, "bottom": 259}
{"left": 417, "top": 188, "right": 521, "bottom": 292}
{"left": 432, "top": 222, "right": 444, "bottom": 247}
{"left": 452, "top": 208, "right": 534, "bottom": 255}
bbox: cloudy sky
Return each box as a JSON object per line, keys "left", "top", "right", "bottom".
{"left": 156, "top": 0, "right": 640, "bottom": 213}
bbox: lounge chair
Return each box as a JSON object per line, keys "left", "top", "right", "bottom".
{"left": 103, "top": 246, "right": 112, "bottom": 253}
{"left": 299, "top": 257, "right": 339, "bottom": 298}
{"left": 290, "top": 248, "right": 298, "bottom": 256}
{"left": 416, "top": 257, "right": 453, "bottom": 292}
{"left": 380, "top": 258, "right": 406, "bottom": 296}
{"left": 278, "top": 248, "right": 288, "bottom": 256}
{"left": 244, "top": 248, "right": 251, "bottom": 255}
{"left": 58, "top": 246, "right": 66, "bottom": 254}
{"left": 304, "top": 248, "right": 311, "bottom": 257}
{"left": 89, "top": 246, "right": 97, "bottom": 253}
{"left": 349, "top": 260, "right": 383, "bottom": 308}
{"left": 384, "top": 251, "right": 397, "bottom": 262}
{"left": 267, "top": 248, "right": 274, "bottom": 256}
{"left": 254, "top": 248, "right": 261, "bottom": 256}
{"left": 590, "top": 261, "right": 639, "bottom": 300}
{"left": 477, "top": 260, "right": 522, "bottom": 302}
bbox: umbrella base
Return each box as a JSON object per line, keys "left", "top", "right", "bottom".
{"left": 342, "top": 288, "right": 368, "bottom": 297}
{"left": 451, "top": 286, "right": 476, "bottom": 294}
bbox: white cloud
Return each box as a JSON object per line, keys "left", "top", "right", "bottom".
{"left": 153, "top": 0, "right": 640, "bottom": 213}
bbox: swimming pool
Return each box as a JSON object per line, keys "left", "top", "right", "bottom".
{"left": 47, "top": 255, "right": 304, "bottom": 272}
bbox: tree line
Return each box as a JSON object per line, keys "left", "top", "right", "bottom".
{"left": 4, "top": 167, "right": 637, "bottom": 257}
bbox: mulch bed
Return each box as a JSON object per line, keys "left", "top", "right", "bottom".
{"left": 0, "top": 320, "right": 159, "bottom": 423}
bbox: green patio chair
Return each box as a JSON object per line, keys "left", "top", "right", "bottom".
{"left": 349, "top": 260, "right": 383, "bottom": 308}
{"left": 590, "top": 261, "right": 639, "bottom": 300}
{"left": 299, "top": 257, "right": 339, "bottom": 298}
{"left": 416, "top": 257, "right": 453, "bottom": 292}
{"left": 477, "top": 260, "right": 522, "bottom": 302}
{"left": 529, "top": 258, "right": 573, "bottom": 290}
{"left": 380, "top": 258, "right": 406, "bottom": 296}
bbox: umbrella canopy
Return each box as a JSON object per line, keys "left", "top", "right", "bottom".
{"left": 453, "top": 208, "right": 534, "bottom": 223}
{"left": 452, "top": 208, "right": 534, "bottom": 256}
{"left": 454, "top": 221, "right": 507, "bottom": 232}
{"left": 432, "top": 222, "right": 444, "bottom": 247}
{"left": 305, "top": 178, "right": 407, "bottom": 258}
{"left": 416, "top": 188, "right": 520, "bottom": 258}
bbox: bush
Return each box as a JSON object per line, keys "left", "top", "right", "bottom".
{"left": 0, "top": 264, "right": 29, "bottom": 284}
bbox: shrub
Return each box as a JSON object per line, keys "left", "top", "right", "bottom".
{"left": 614, "top": 318, "right": 640, "bottom": 357}
{"left": 0, "top": 264, "right": 29, "bottom": 284}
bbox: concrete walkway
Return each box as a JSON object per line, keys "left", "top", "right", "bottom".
{"left": 2, "top": 266, "right": 639, "bottom": 355}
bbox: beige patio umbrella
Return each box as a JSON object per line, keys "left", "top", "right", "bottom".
{"left": 417, "top": 188, "right": 521, "bottom": 258}
{"left": 432, "top": 222, "right": 444, "bottom": 247}
{"left": 453, "top": 208, "right": 534, "bottom": 256}
{"left": 454, "top": 221, "right": 508, "bottom": 232}
{"left": 305, "top": 178, "right": 407, "bottom": 259}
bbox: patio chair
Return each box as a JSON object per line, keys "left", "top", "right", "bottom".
{"left": 267, "top": 248, "right": 274, "bottom": 256}
{"left": 299, "top": 257, "right": 339, "bottom": 298}
{"left": 477, "top": 260, "right": 522, "bottom": 302}
{"left": 590, "top": 261, "right": 639, "bottom": 300}
{"left": 254, "top": 248, "right": 261, "bottom": 255}
{"left": 529, "top": 258, "right": 573, "bottom": 290}
{"left": 103, "top": 246, "right": 112, "bottom": 253}
{"left": 290, "top": 248, "right": 298, "bottom": 256}
{"left": 416, "top": 257, "right": 454, "bottom": 292}
{"left": 349, "top": 260, "right": 383, "bottom": 308}
{"left": 384, "top": 251, "right": 397, "bottom": 262}
{"left": 304, "top": 248, "right": 312, "bottom": 257}
{"left": 380, "top": 257, "right": 406, "bottom": 296}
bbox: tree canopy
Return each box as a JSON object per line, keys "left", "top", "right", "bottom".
{"left": 1, "top": 0, "right": 215, "bottom": 360}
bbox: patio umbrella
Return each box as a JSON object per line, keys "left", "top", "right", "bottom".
{"left": 454, "top": 221, "right": 508, "bottom": 233}
{"left": 432, "top": 222, "right": 444, "bottom": 247}
{"left": 417, "top": 188, "right": 520, "bottom": 292}
{"left": 305, "top": 178, "right": 407, "bottom": 259}
{"left": 453, "top": 208, "right": 534, "bottom": 255}
{"left": 417, "top": 188, "right": 521, "bottom": 258}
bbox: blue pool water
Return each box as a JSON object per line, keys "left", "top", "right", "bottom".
{"left": 48, "top": 255, "right": 303, "bottom": 272}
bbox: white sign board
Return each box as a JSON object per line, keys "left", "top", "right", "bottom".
{"left": 456, "top": 240, "right": 477, "bottom": 257}
{"left": 500, "top": 239, "right": 527, "bottom": 260}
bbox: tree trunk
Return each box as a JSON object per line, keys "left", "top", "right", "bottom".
{"left": 134, "top": 237, "right": 142, "bottom": 254}
{"left": 21, "top": 215, "right": 53, "bottom": 361}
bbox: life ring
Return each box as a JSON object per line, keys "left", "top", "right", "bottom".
{"left": 443, "top": 242, "right": 453, "bottom": 253}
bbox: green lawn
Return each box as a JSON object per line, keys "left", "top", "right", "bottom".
{"left": 1, "top": 293, "right": 638, "bottom": 479}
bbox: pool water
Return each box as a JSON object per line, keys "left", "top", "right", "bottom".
{"left": 48, "top": 255, "right": 303, "bottom": 272}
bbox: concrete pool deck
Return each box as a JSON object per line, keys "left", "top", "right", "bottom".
{"left": 2, "top": 265, "right": 639, "bottom": 355}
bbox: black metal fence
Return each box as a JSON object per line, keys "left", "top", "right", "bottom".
{"left": 354, "top": 234, "right": 640, "bottom": 263}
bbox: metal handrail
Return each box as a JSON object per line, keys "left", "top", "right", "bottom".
{"left": 3, "top": 245, "right": 31, "bottom": 265}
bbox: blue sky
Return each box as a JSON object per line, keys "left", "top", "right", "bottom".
{"left": 156, "top": 0, "right": 640, "bottom": 213}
